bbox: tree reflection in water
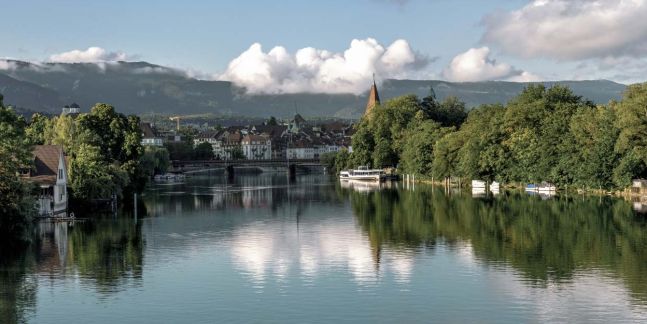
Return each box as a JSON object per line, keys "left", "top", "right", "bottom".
{"left": 342, "top": 183, "right": 647, "bottom": 303}
{"left": 0, "top": 216, "right": 144, "bottom": 323}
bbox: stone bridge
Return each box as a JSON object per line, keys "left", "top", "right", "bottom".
{"left": 169, "top": 159, "right": 323, "bottom": 175}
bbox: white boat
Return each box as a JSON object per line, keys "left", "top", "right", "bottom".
{"left": 490, "top": 181, "right": 500, "bottom": 194}
{"left": 538, "top": 184, "right": 557, "bottom": 193}
{"left": 339, "top": 166, "right": 386, "bottom": 182}
{"left": 472, "top": 180, "right": 486, "bottom": 189}
{"left": 526, "top": 183, "right": 557, "bottom": 196}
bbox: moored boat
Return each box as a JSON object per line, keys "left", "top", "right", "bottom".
{"left": 490, "top": 181, "right": 500, "bottom": 194}
{"left": 339, "top": 166, "right": 386, "bottom": 182}
{"left": 472, "top": 180, "right": 486, "bottom": 189}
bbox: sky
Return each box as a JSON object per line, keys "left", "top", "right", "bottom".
{"left": 1, "top": 0, "right": 646, "bottom": 94}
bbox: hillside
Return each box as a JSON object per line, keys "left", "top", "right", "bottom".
{"left": 0, "top": 60, "right": 627, "bottom": 118}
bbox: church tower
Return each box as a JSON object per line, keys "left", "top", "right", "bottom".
{"left": 365, "top": 77, "right": 381, "bottom": 115}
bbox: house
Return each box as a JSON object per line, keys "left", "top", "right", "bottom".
{"left": 61, "top": 103, "right": 81, "bottom": 116}
{"left": 140, "top": 122, "right": 163, "bottom": 147}
{"left": 194, "top": 129, "right": 244, "bottom": 160}
{"left": 287, "top": 140, "right": 316, "bottom": 159}
{"left": 632, "top": 179, "right": 647, "bottom": 195}
{"left": 241, "top": 134, "right": 272, "bottom": 160}
{"left": 288, "top": 113, "right": 307, "bottom": 133}
{"left": 25, "top": 145, "right": 69, "bottom": 216}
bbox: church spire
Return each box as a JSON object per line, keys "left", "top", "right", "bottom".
{"left": 365, "top": 74, "right": 380, "bottom": 115}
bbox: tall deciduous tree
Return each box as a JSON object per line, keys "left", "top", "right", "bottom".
{"left": 0, "top": 94, "right": 35, "bottom": 242}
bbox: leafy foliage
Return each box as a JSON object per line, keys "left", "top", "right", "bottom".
{"left": 348, "top": 83, "right": 647, "bottom": 190}
{"left": 0, "top": 95, "right": 35, "bottom": 243}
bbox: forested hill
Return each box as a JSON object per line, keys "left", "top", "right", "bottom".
{"left": 0, "top": 59, "right": 626, "bottom": 118}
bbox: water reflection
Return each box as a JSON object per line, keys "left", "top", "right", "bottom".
{"left": 343, "top": 183, "right": 647, "bottom": 304}
{"left": 3, "top": 174, "right": 647, "bottom": 323}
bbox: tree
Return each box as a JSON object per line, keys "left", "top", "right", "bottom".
{"left": 351, "top": 94, "right": 428, "bottom": 168}
{"left": 65, "top": 103, "right": 144, "bottom": 200}
{"left": 50, "top": 114, "right": 77, "bottom": 153}
{"left": 569, "top": 105, "right": 619, "bottom": 189}
{"left": 229, "top": 146, "right": 245, "bottom": 160}
{"left": 421, "top": 90, "right": 467, "bottom": 128}
{"left": 455, "top": 104, "right": 507, "bottom": 181}
{"left": 400, "top": 120, "right": 449, "bottom": 176}
{"left": 267, "top": 116, "right": 278, "bottom": 126}
{"left": 69, "top": 144, "right": 129, "bottom": 200}
{"left": 25, "top": 113, "right": 52, "bottom": 145}
{"left": 0, "top": 94, "right": 35, "bottom": 242}
{"left": 500, "top": 84, "right": 590, "bottom": 184}
{"left": 194, "top": 142, "right": 214, "bottom": 160}
{"left": 350, "top": 118, "right": 374, "bottom": 167}
{"left": 166, "top": 142, "right": 195, "bottom": 160}
{"left": 613, "top": 83, "right": 647, "bottom": 187}
{"left": 432, "top": 131, "right": 463, "bottom": 179}
{"left": 140, "top": 146, "right": 170, "bottom": 178}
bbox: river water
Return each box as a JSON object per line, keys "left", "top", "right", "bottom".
{"left": 3, "top": 174, "right": 647, "bottom": 323}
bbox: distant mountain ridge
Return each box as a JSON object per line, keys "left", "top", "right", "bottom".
{"left": 0, "top": 60, "right": 627, "bottom": 118}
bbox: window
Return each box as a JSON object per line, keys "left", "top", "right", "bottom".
{"left": 59, "top": 169, "right": 63, "bottom": 180}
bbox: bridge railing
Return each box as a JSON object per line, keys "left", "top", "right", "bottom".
{"left": 170, "top": 158, "right": 322, "bottom": 168}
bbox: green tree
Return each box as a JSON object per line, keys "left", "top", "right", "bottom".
{"left": 455, "top": 104, "right": 507, "bottom": 181}
{"left": 25, "top": 113, "right": 52, "bottom": 145}
{"left": 421, "top": 90, "right": 467, "bottom": 127}
{"left": 431, "top": 131, "right": 463, "bottom": 179}
{"left": 569, "top": 105, "right": 620, "bottom": 189}
{"left": 166, "top": 142, "right": 195, "bottom": 160}
{"left": 400, "top": 120, "right": 450, "bottom": 176}
{"left": 229, "top": 146, "right": 245, "bottom": 160}
{"left": 50, "top": 114, "right": 77, "bottom": 153}
{"left": 0, "top": 94, "right": 35, "bottom": 242}
{"left": 194, "top": 142, "right": 214, "bottom": 160}
{"left": 139, "top": 147, "right": 170, "bottom": 182}
{"left": 613, "top": 83, "right": 647, "bottom": 186}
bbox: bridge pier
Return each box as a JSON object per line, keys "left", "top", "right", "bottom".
{"left": 225, "top": 165, "right": 235, "bottom": 176}
{"left": 288, "top": 163, "right": 296, "bottom": 180}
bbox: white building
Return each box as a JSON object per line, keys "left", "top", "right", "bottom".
{"left": 61, "top": 103, "right": 80, "bottom": 115}
{"left": 25, "top": 145, "right": 69, "bottom": 216}
{"left": 241, "top": 135, "right": 271, "bottom": 160}
{"left": 140, "top": 122, "right": 163, "bottom": 147}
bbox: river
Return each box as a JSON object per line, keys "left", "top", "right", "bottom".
{"left": 2, "top": 174, "right": 647, "bottom": 323}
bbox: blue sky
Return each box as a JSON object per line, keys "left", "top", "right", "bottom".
{"left": 2, "top": 0, "right": 646, "bottom": 93}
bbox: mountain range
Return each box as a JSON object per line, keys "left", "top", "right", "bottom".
{"left": 0, "top": 60, "right": 627, "bottom": 118}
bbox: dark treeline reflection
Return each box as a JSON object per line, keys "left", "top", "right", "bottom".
{"left": 342, "top": 183, "right": 647, "bottom": 302}
{"left": 0, "top": 218, "right": 143, "bottom": 323}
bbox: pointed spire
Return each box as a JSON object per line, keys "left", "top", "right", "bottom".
{"left": 365, "top": 75, "right": 381, "bottom": 115}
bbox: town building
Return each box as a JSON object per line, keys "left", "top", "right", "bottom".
{"left": 365, "top": 79, "right": 381, "bottom": 115}
{"left": 24, "top": 145, "right": 69, "bottom": 216}
{"left": 241, "top": 134, "right": 272, "bottom": 160}
{"left": 61, "top": 103, "right": 81, "bottom": 116}
{"left": 140, "top": 122, "right": 164, "bottom": 147}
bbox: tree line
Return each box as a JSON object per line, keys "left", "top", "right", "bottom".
{"left": 0, "top": 98, "right": 168, "bottom": 242}
{"left": 325, "top": 83, "right": 647, "bottom": 190}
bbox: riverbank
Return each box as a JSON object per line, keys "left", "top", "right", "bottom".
{"left": 406, "top": 176, "right": 642, "bottom": 198}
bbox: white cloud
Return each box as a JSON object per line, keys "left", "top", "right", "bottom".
{"left": 482, "top": 0, "right": 647, "bottom": 60}
{"left": 218, "top": 38, "right": 430, "bottom": 94}
{"left": 0, "top": 60, "right": 18, "bottom": 71}
{"left": 0, "top": 58, "right": 67, "bottom": 73}
{"left": 49, "top": 46, "right": 133, "bottom": 63}
{"left": 443, "top": 47, "right": 540, "bottom": 82}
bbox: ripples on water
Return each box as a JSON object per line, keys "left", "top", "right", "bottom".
{"left": 3, "top": 174, "right": 647, "bottom": 323}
